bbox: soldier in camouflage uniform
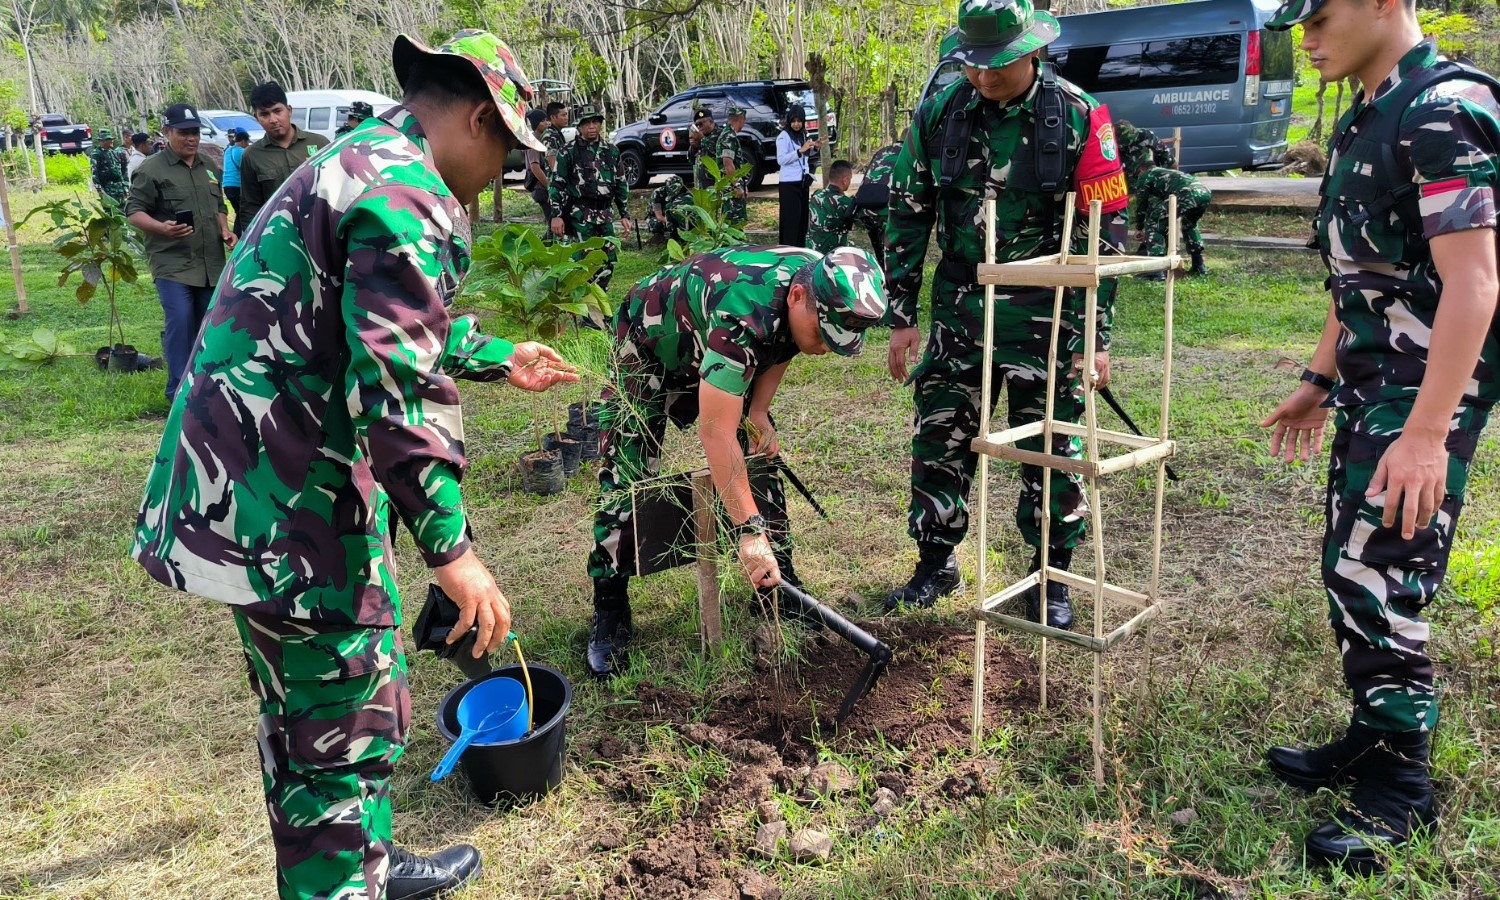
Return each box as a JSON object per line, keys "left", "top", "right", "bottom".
{"left": 584, "top": 246, "right": 889, "bottom": 678}
{"left": 131, "top": 31, "right": 579, "bottom": 899}
{"left": 1130, "top": 161, "right": 1211, "bottom": 275}
{"left": 883, "top": 0, "right": 1129, "bottom": 629}
{"left": 647, "top": 174, "right": 693, "bottom": 244}
{"left": 1114, "top": 119, "right": 1177, "bottom": 174}
{"left": 806, "top": 159, "right": 858, "bottom": 253}
{"left": 89, "top": 128, "right": 128, "bottom": 208}
{"left": 335, "top": 100, "right": 374, "bottom": 137}
{"left": 690, "top": 108, "right": 717, "bottom": 189}
{"left": 855, "top": 139, "right": 902, "bottom": 272}
{"left": 550, "top": 105, "right": 633, "bottom": 289}
{"left": 710, "top": 104, "right": 754, "bottom": 225}
{"left": 1260, "top": 0, "right": 1500, "bottom": 874}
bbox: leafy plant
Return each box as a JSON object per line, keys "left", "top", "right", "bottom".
{"left": 665, "top": 157, "right": 753, "bottom": 262}
{"left": 0, "top": 328, "right": 77, "bottom": 369}
{"left": 465, "top": 223, "right": 614, "bottom": 448}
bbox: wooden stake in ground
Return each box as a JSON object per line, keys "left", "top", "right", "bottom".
{"left": 0, "top": 162, "right": 26, "bottom": 316}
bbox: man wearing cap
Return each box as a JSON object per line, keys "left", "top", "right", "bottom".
{"left": 689, "top": 107, "right": 718, "bottom": 188}
{"left": 336, "top": 100, "right": 375, "bottom": 137}
{"left": 647, "top": 173, "right": 693, "bottom": 245}
{"left": 125, "top": 102, "right": 234, "bottom": 401}
{"left": 89, "top": 128, "right": 129, "bottom": 208}
{"left": 710, "top": 104, "right": 754, "bottom": 226}
{"left": 549, "top": 105, "right": 632, "bottom": 289}
{"left": 131, "top": 30, "right": 577, "bottom": 899}
{"left": 584, "top": 245, "right": 888, "bottom": 678}
{"left": 1258, "top": 0, "right": 1499, "bottom": 874}
{"left": 883, "top": 0, "right": 1129, "bottom": 627}
{"left": 238, "top": 81, "right": 330, "bottom": 229}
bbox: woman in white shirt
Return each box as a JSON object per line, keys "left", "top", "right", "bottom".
{"left": 775, "top": 108, "right": 816, "bottom": 245}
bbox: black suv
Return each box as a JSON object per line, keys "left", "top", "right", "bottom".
{"left": 611, "top": 79, "right": 832, "bottom": 190}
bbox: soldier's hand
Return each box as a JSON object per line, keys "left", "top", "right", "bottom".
{"left": 550, "top": 216, "right": 565, "bottom": 237}
{"left": 738, "top": 533, "right": 780, "bottom": 589}
{"left": 888, "top": 326, "right": 921, "bottom": 383}
{"left": 746, "top": 409, "right": 778, "bottom": 457}
{"left": 222, "top": 229, "right": 237, "bottom": 250}
{"left": 1260, "top": 383, "right": 1332, "bottom": 463}
{"left": 506, "top": 341, "right": 580, "bottom": 392}
{"left": 433, "top": 548, "right": 512, "bottom": 658}
{"left": 619, "top": 217, "right": 632, "bottom": 237}
{"left": 1070, "top": 352, "right": 1110, "bottom": 389}
{"left": 1367, "top": 427, "right": 1449, "bottom": 539}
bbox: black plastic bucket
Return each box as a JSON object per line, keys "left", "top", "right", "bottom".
{"left": 436, "top": 664, "right": 573, "bottom": 807}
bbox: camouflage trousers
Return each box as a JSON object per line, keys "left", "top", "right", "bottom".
{"left": 1322, "top": 401, "right": 1488, "bottom": 734}
{"left": 722, "top": 192, "right": 747, "bottom": 227}
{"left": 233, "top": 609, "right": 410, "bottom": 899}
{"left": 571, "top": 218, "right": 619, "bottom": 291}
{"left": 909, "top": 293, "right": 1090, "bottom": 550}
{"left": 1143, "top": 184, "right": 1210, "bottom": 255}
{"left": 588, "top": 327, "right": 789, "bottom": 580}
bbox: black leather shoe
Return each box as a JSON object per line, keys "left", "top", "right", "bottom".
{"left": 1304, "top": 732, "right": 1435, "bottom": 875}
{"left": 884, "top": 547, "right": 960, "bottom": 612}
{"left": 1135, "top": 270, "right": 1167, "bottom": 282}
{"left": 1188, "top": 249, "right": 1208, "bottom": 276}
{"left": 387, "top": 844, "right": 482, "bottom": 900}
{"left": 1023, "top": 580, "right": 1074, "bottom": 630}
{"left": 584, "top": 607, "right": 633, "bottom": 680}
{"left": 1267, "top": 721, "right": 1383, "bottom": 792}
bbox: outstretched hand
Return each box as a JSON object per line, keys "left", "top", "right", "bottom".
{"left": 1260, "top": 383, "right": 1332, "bottom": 463}
{"left": 506, "top": 342, "right": 580, "bottom": 393}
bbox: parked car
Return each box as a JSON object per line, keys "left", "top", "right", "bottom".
{"left": 611, "top": 79, "right": 833, "bottom": 190}
{"left": 36, "top": 114, "right": 92, "bottom": 154}
{"left": 197, "top": 110, "right": 264, "bottom": 148}
{"left": 281, "top": 90, "right": 400, "bottom": 143}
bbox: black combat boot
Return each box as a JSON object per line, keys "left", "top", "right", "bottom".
{"left": 1021, "top": 547, "right": 1074, "bottom": 630}
{"left": 1188, "top": 248, "right": 1208, "bottom": 276}
{"left": 883, "top": 543, "right": 960, "bottom": 612}
{"left": 1304, "top": 730, "right": 1436, "bottom": 874}
{"left": 387, "top": 843, "right": 482, "bottom": 899}
{"left": 1266, "top": 719, "right": 1383, "bottom": 792}
{"left": 584, "top": 576, "right": 633, "bottom": 680}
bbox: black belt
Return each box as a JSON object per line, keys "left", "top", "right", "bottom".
{"left": 936, "top": 256, "right": 978, "bottom": 287}
{"left": 578, "top": 196, "right": 613, "bottom": 210}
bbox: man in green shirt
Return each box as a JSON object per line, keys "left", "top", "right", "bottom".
{"left": 125, "top": 102, "right": 234, "bottom": 400}
{"left": 238, "top": 81, "right": 330, "bottom": 228}
{"left": 132, "top": 31, "right": 575, "bottom": 899}
{"left": 585, "top": 245, "right": 889, "bottom": 678}
{"left": 807, "top": 159, "right": 858, "bottom": 253}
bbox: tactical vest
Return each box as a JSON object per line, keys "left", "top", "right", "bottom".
{"left": 938, "top": 61, "right": 1074, "bottom": 194}
{"left": 1317, "top": 60, "right": 1500, "bottom": 266}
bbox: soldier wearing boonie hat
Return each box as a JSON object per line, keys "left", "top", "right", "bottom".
{"left": 89, "top": 126, "right": 128, "bottom": 208}
{"left": 131, "top": 28, "right": 578, "bottom": 900}
{"left": 883, "top": 0, "right": 1130, "bottom": 626}
{"left": 583, "top": 245, "right": 887, "bottom": 679}
{"left": 1257, "top": 0, "right": 1500, "bottom": 876}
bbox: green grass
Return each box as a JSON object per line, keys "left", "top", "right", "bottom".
{"left": 1, "top": 183, "right": 1497, "bottom": 898}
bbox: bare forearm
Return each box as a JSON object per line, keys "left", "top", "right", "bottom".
{"left": 1409, "top": 283, "right": 1498, "bottom": 433}
{"left": 748, "top": 364, "right": 786, "bottom": 415}
{"left": 1308, "top": 300, "right": 1341, "bottom": 378}
{"left": 702, "top": 427, "right": 758, "bottom": 524}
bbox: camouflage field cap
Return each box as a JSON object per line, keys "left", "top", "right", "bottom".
{"left": 392, "top": 30, "right": 547, "bottom": 152}
{"left": 347, "top": 101, "right": 374, "bottom": 121}
{"left": 576, "top": 104, "right": 605, "bottom": 124}
{"left": 809, "top": 247, "right": 888, "bottom": 357}
{"left": 1266, "top": 0, "right": 1323, "bottom": 30}
{"left": 947, "top": 0, "right": 1060, "bottom": 70}
{"left": 98, "top": 128, "right": 115, "bottom": 141}
{"left": 727, "top": 104, "right": 747, "bottom": 117}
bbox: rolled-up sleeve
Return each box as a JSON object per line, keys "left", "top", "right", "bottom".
{"left": 339, "top": 189, "right": 473, "bottom": 567}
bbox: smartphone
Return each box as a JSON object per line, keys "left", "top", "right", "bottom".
{"left": 173, "top": 209, "right": 194, "bottom": 229}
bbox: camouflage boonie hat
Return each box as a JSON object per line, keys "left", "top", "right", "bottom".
{"left": 347, "top": 101, "right": 374, "bottom": 121}
{"left": 576, "top": 104, "right": 605, "bottom": 124}
{"left": 97, "top": 128, "right": 115, "bottom": 141}
{"left": 727, "top": 104, "right": 747, "bottom": 117}
{"left": 393, "top": 30, "right": 547, "bottom": 152}
{"left": 809, "top": 247, "right": 888, "bottom": 357}
{"left": 1266, "top": 0, "right": 1322, "bottom": 30}
{"left": 947, "top": 0, "right": 1060, "bottom": 70}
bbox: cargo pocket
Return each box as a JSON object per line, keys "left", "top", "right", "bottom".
{"left": 279, "top": 625, "right": 408, "bottom": 773}
{"left": 1346, "top": 490, "right": 1462, "bottom": 576}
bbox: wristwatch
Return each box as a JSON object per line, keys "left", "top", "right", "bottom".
{"left": 1301, "top": 368, "right": 1337, "bottom": 391}
{"left": 732, "top": 514, "right": 768, "bottom": 538}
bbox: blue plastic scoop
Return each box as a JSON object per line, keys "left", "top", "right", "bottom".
{"left": 430, "top": 676, "right": 529, "bottom": 782}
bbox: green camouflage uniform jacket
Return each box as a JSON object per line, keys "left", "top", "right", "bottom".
{"left": 886, "top": 70, "right": 1128, "bottom": 353}
{"left": 132, "top": 107, "right": 518, "bottom": 627}
{"left": 613, "top": 245, "right": 819, "bottom": 396}
{"left": 807, "top": 184, "right": 857, "bottom": 253}
{"left": 649, "top": 176, "right": 693, "bottom": 235}
{"left": 1318, "top": 39, "right": 1500, "bottom": 410}
{"left": 858, "top": 142, "right": 902, "bottom": 231}
{"left": 550, "top": 135, "right": 630, "bottom": 225}
{"left": 707, "top": 127, "right": 753, "bottom": 187}
{"left": 1115, "top": 120, "right": 1176, "bottom": 177}
{"left": 541, "top": 123, "right": 567, "bottom": 178}
{"left": 90, "top": 145, "right": 129, "bottom": 206}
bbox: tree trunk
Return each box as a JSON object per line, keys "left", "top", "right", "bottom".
{"left": 1310, "top": 78, "right": 1328, "bottom": 143}
{"left": 806, "top": 52, "right": 833, "bottom": 181}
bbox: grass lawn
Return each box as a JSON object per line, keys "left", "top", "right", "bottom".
{"left": 1, "top": 184, "right": 1497, "bottom": 899}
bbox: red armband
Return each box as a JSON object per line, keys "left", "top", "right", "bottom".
{"left": 1074, "top": 105, "right": 1130, "bottom": 214}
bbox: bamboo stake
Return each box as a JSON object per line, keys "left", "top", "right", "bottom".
{"left": 692, "top": 473, "right": 722, "bottom": 656}
{"left": 0, "top": 163, "right": 25, "bottom": 314}
{"left": 1141, "top": 197, "right": 1178, "bottom": 698}
{"left": 1083, "top": 199, "right": 1107, "bottom": 786}
{"left": 1038, "top": 199, "right": 1077, "bottom": 711}
{"left": 972, "top": 196, "right": 997, "bottom": 753}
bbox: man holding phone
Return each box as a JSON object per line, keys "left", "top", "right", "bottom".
{"left": 126, "top": 102, "right": 235, "bottom": 401}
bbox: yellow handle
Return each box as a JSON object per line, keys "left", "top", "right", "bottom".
{"left": 511, "top": 636, "right": 535, "bottom": 734}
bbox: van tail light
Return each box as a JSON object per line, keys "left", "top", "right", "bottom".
{"left": 1244, "top": 30, "right": 1262, "bottom": 105}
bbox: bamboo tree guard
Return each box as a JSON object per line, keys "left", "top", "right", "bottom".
{"left": 969, "top": 195, "right": 1180, "bottom": 785}
{"left": 0, "top": 163, "right": 26, "bottom": 315}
